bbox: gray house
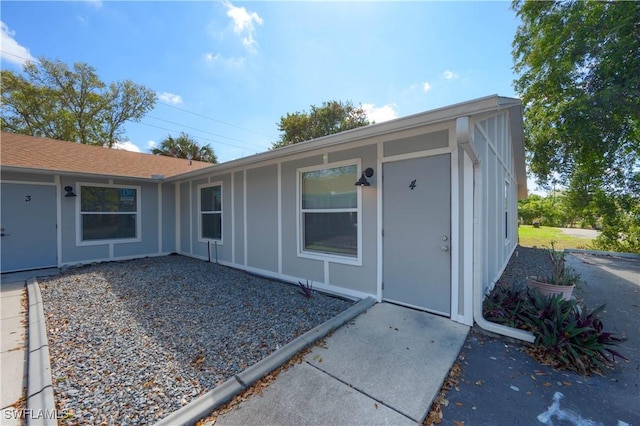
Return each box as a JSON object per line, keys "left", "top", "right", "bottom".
{"left": 1, "top": 95, "right": 526, "bottom": 332}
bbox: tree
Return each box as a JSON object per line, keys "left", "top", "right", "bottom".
{"left": 512, "top": 0, "right": 640, "bottom": 253}
{"left": 272, "top": 100, "right": 370, "bottom": 149}
{"left": 1, "top": 57, "right": 156, "bottom": 147}
{"left": 151, "top": 133, "right": 217, "bottom": 164}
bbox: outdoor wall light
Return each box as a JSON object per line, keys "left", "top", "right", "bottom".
{"left": 355, "top": 167, "right": 374, "bottom": 187}
{"left": 64, "top": 186, "right": 77, "bottom": 197}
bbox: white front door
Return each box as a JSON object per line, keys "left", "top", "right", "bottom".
{"left": 382, "top": 155, "right": 451, "bottom": 315}
{"left": 1, "top": 183, "right": 57, "bottom": 272}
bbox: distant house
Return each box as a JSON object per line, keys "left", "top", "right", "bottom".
{"left": 0, "top": 95, "right": 527, "bottom": 328}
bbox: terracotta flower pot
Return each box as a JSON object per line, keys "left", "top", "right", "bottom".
{"left": 526, "top": 276, "right": 575, "bottom": 300}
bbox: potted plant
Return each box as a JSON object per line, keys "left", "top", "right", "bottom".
{"left": 527, "top": 242, "right": 580, "bottom": 300}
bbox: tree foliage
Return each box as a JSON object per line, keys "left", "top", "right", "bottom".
{"left": 1, "top": 57, "right": 156, "bottom": 147}
{"left": 151, "top": 133, "right": 217, "bottom": 164}
{"left": 512, "top": 0, "right": 640, "bottom": 253}
{"left": 518, "top": 192, "right": 640, "bottom": 254}
{"left": 513, "top": 0, "right": 639, "bottom": 192}
{"left": 272, "top": 100, "right": 370, "bottom": 149}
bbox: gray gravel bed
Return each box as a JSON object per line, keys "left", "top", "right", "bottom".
{"left": 496, "top": 245, "right": 553, "bottom": 290}
{"left": 39, "top": 255, "right": 353, "bottom": 424}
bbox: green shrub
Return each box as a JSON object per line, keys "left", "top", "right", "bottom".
{"left": 484, "top": 286, "right": 626, "bottom": 375}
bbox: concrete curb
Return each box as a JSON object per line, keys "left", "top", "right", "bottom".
{"left": 564, "top": 248, "right": 640, "bottom": 260}
{"left": 156, "top": 296, "right": 377, "bottom": 426}
{"left": 26, "top": 279, "right": 57, "bottom": 426}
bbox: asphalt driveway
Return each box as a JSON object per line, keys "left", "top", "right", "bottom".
{"left": 439, "top": 250, "right": 639, "bottom": 425}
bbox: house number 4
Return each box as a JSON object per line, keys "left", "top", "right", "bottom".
{"left": 25, "top": 195, "right": 32, "bottom": 202}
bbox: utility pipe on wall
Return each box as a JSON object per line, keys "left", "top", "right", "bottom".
{"left": 456, "top": 116, "right": 535, "bottom": 343}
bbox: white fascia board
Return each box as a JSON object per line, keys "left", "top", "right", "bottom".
{"left": 507, "top": 104, "right": 528, "bottom": 199}
{"left": 0, "top": 166, "right": 164, "bottom": 183}
{"left": 167, "top": 95, "right": 520, "bottom": 183}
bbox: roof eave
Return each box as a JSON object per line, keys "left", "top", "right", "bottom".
{"left": 168, "top": 94, "right": 518, "bottom": 182}
{"left": 1, "top": 166, "right": 167, "bottom": 183}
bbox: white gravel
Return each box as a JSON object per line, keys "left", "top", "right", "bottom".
{"left": 39, "top": 255, "right": 353, "bottom": 424}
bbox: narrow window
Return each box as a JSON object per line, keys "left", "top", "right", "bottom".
{"left": 504, "top": 180, "right": 510, "bottom": 240}
{"left": 80, "top": 185, "right": 139, "bottom": 242}
{"left": 200, "top": 184, "right": 222, "bottom": 241}
{"left": 300, "top": 163, "right": 358, "bottom": 258}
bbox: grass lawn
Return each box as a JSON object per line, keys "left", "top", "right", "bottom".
{"left": 518, "top": 225, "right": 595, "bottom": 250}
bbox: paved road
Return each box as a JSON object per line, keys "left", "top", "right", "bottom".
{"left": 440, "top": 251, "right": 639, "bottom": 426}
{"left": 558, "top": 227, "right": 600, "bottom": 239}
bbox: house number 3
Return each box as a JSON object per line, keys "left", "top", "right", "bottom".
{"left": 25, "top": 195, "right": 32, "bottom": 202}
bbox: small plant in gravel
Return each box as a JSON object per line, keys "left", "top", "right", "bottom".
{"left": 537, "top": 241, "right": 581, "bottom": 287}
{"left": 484, "top": 286, "right": 627, "bottom": 375}
{"left": 298, "top": 280, "right": 313, "bottom": 299}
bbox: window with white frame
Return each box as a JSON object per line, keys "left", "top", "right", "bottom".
{"left": 200, "top": 183, "right": 222, "bottom": 241}
{"left": 300, "top": 162, "right": 359, "bottom": 258}
{"left": 80, "top": 185, "right": 140, "bottom": 242}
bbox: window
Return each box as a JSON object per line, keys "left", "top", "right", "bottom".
{"left": 79, "top": 185, "right": 140, "bottom": 243}
{"left": 199, "top": 183, "right": 222, "bottom": 241}
{"left": 504, "top": 180, "right": 510, "bottom": 240}
{"left": 299, "top": 162, "right": 359, "bottom": 259}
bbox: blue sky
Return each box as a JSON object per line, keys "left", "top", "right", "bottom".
{"left": 1, "top": 1, "right": 524, "bottom": 165}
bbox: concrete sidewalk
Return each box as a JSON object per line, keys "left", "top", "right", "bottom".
{"left": 0, "top": 280, "right": 27, "bottom": 426}
{"left": 1, "top": 269, "right": 59, "bottom": 426}
{"left": 214, "top": 302, "right": 470, "bottom": 425}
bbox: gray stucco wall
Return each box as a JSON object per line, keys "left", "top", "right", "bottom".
{"left": 245, "top": 165, "right": 279, "bottom": 272}
{"left": 179, "top": 181, "right": 191, "bottom": 255}
{"left": 191, "top": 178, "right": 209, "bottom": 259}
{"left": 1, "top": 171, "right": 55, "bottom": 183}
{"left": 162, "top": 183, "right": 177, "bottom": 253}
{"left": 233, "top": 171, "right": 245, "bottom": 265}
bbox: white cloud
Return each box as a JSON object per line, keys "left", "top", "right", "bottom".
{"left": 442, "top": 70, "right": 459, "bottom": 80}
{"left": 422, "top": 82, "right": 431, "bottom": 92}
{"left": 157, "top": 92, "right": 183, "bottom": 105}
{"left": 112, "top": 141, "right": 141, "bottom": 152}
{"left": 362, "top": 103, "right": 398, "bottom": 124}
{"left": 223, "top": 1, "right": 263, "bottom": 53}
{"left": 86, "top": 0, "right": 102, "bottom": 8}
{"left": 203, "top": 52, "right": 246, "bottom": 68}
{"left": 1, "top": 21, "right": 37, "bottom": 66}
{"left": 147, "top": 140, "right": 157, "bottom": 150}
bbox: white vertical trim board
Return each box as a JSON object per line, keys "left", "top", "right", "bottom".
{"left": 277, "top": 162, "right": 283, "bottom": 275}
{"left": 175, "top": 183, "right": 181, "bottom": 254}
{"left": 189, "top": 181, "right": 193, "bottom": 255}
{"left": 450, "top": 147, "right": 460, "bottom": 321}
{"left": 54, "top": 176, "right": 62, "bottom": 267}
{"left": 243, "top": 169, "right": 248, "bottom": 267}
{"left": 376, "top": 141, "right": 383, "bottom": 302}
{"left": 462, "top": 152, "right": 475, "bottom": 326}
{"left": 158, "top": 183, "right": 163, "bottom": 254}
{"left": 231, "top": 172, "right": 235, "bottom": 265}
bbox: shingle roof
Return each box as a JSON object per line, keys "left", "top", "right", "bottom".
{"left": 0, "top": 132, "right": 213, "bottom": 180}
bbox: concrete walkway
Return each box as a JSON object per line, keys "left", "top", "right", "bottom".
{"left": 1, "top": 269, "right": 59, "bottom": 426}
{"left": 214, "top": 303, "right": 469, "bottom": 425}
{"left": 0, "top": 280, "right": 27, "bottom": 426}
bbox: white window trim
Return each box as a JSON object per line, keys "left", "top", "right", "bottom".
{"left": 198, "top": 181, "right": 223, "bottom": 244}
{"left": 76, "top": 183, "right": 142, "bottom": 246}
{"left": 296, "top": 159, "right": 362, "bottom": 266}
